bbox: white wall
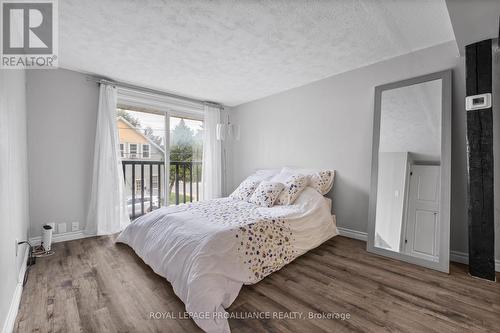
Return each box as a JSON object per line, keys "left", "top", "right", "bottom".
{"left": 0, "top": 70, "right": 30, "bottom": 331}
{"left": 27, "top": 69, "right": 99, "bottom": 237}
{"left": 230, "top": 40, "right": 473, "bottom": 255}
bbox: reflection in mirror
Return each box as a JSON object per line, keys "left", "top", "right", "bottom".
{"left": 374, "top": 79, "right": 442, "bottom": 262}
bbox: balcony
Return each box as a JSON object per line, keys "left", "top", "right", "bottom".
{"left": 122, "top": 160, "right": 202, "bottom": 219}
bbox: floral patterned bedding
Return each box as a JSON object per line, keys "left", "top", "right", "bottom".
{"left": 116, "top": 187, "right": 337, "bottom": 333}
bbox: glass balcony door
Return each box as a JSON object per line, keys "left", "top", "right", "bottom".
{"left": 117, "top": 108, "right": 203, "bottom": 219}
{"left": 168, "top": 116, "right": 203, "bottom": 205}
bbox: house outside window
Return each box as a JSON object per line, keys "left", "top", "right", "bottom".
{"left": 142, "top": 144, "right": 150, "bottom": 158}
{"left": 135, "top": 179, "right": 142, "bottom": 193}
{"left": 120, "top": 143, "right": 125, "bottom": 157}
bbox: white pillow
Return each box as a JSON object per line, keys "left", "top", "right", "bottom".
{"left": 248, "top": 181, "right": 284, "bottom": 207}
{"left": 248, "top": 168, "right": 281, "bottom": 182}
{"left": 309, "top": 170, "right": 335, "bottom": 195}
{"left": 230, "top": 178, "right": 260, "bottom": 201}
{"left": 270, "top": 170, "right": 292, "bottom": 183}
{"left": 281, "top": 167, "right": 335, "bottom": 195}
{"left": 275, "top": 174, "right": 309, "bottom": 205}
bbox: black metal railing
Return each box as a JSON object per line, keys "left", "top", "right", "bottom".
{"left": 122, "top": 160, "right": 202, "bottom": 219}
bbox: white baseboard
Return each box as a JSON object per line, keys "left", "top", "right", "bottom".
{"left": 451, "top": 250, "right": 500, "bottom": 272}
{"left": 337, "top": 227, "right": 368, "bottom": 241}
{"left": 2, "top": 232, "right": 94, "bottom": 332}
{"left": 449, "top": 250, "right": 469, "bottom": 265}
{"left": 2, "top": 246, "right": 29, "bottom": 333}
{"left": 337, "top": 227, "right": 499, "bottom": 272}
{"left": 29, "top": 230, "right": 93, "bottom": 246}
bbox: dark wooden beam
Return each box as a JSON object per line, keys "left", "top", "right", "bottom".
{"left": 465, "top": 39, "right": 495, "bottom": 281}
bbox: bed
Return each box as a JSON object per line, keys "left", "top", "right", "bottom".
{"left": 117, "top": 171, "right": 338, "bottom": 333}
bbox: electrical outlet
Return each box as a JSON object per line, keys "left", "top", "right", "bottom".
{"left": 71, "top": 221, "right": 79, "bottom": 232}
{"left": 48, "top": 222, "right": 56, "bottom": 231}
{"left": 58, "top": 223, "right": 67, "bottom": 234}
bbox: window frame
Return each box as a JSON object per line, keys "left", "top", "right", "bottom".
{"left": 129, "top": 143, "right": 138, "bottom": 158}
{"left": 152, "top": 175, "right": 159, "bottom": 190}
{"left": 117, "top": 87, "right": 207, "bottom": 206}
{"left": 135, "top": 179, "right": 142, "bottom": 194}
{"left": 142, "top": 144, "right": 151, "bottom": 159}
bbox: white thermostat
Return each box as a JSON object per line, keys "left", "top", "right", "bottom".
{"left": 465, "top": 93, "right": 492, "bottom": 111}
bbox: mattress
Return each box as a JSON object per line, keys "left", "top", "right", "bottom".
{"left": 116, "top": 187, "right": 338, "bottom": 333}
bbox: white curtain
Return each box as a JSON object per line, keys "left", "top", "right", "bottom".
{"left": 85, "top": 84, "right": 130, "bottom": 235}
{"left": 202, "top": 105, "right": 222, "bottom": 199}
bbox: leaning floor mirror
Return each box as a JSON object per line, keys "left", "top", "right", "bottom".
{"left": 367, "top": 70, "right": 452, "bottom": 273}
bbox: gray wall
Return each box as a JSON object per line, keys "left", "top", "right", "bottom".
{"left": 0, "top": 70, "right": 30, "bottom": 330}
{"left": 27, "top": 69, "right": 99, "bottom": 237}
{"left": 229, "top": 40, "right": 476, "bottom": 256}
{"left": 26, "top": 69, "right": 233, "bottom": 236}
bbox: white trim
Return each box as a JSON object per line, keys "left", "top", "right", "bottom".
{"left": 450, "top": 250, "right": 500, "bottom": 272}
{"left": 449, "top": 250, "right": 469, "bottom": 265}
{"left": 128, "top": 143, "right": 138, "bottom": 158}
{"left": 135, "top": 179, "right": 142, "bottom": 194}
{"left": 142, "top": 144, "right": 151, "bottom": 159}
{"left": 338, "top": 227, "right": 500, "bottom": 272}
{"left": 117, "top": 87, "right": 204, "bottom": 117}
{"left": 163, "top": 113, "right": 171, "bottom": 206}
{"left": 119, "top": 143, "right": 125, "bottom": 158}
{"left": 29, "top": 230, "right": 93, "bottom": 246}
{"left": 2, "top": 246, "right": 29, "bottom": 333}
{"left": 337, "top": 227, "right": 368, "bottom": 241}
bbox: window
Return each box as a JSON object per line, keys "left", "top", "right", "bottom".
{"left": 152, "top": 175, "right": 158, "bottom": 189}
{"left": 142, "top": 144, "right": 150, "bottom": 158}
{"left": 129, "top": 144, "right": 138, "bottom": 158}
{"left": 135, "top": 179, "right": 142, "bottom": 193}
{"left": 117, "top": 106, "right": 204, "bottom": 213}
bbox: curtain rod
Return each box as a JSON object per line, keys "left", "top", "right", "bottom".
{"left": 86, "top": 76, "right": 224, "bottom": 109}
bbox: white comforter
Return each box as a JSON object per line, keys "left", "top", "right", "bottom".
{"left": 116, "top": 187, "right": 338, "bottom": 333}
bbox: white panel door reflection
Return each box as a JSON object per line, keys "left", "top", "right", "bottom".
{"left": 404, "top": 165, "right": 440, "bottom": 261}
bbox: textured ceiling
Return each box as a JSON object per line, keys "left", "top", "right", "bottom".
{"left": 379, "top": 79, "right": 442, "bottom": 162}
{"left": 59, "top": 0, "right": 455, "bottom": 106}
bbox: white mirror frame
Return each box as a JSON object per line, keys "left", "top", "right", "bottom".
{"left": 367, "top": 70, "right": 452, "bottom": 273}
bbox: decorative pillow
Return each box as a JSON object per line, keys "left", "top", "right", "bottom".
{"left": 275, "top": 174, "right": 309, "bottom": 205}
{"left": 309, "top": 170, "right": 335, "bottom": 195}
{"left": 280, "top": 167, "right": 335, "bottom": 195}
{"left": 248, "top": 181, "right": 285, "bottom": 207}
{"left": 229, "top": 178, "right": 260, "bottom": 201}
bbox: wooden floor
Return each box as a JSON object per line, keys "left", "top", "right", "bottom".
{"left": 15, "top": 235, "right": 500, "bottom": 333}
